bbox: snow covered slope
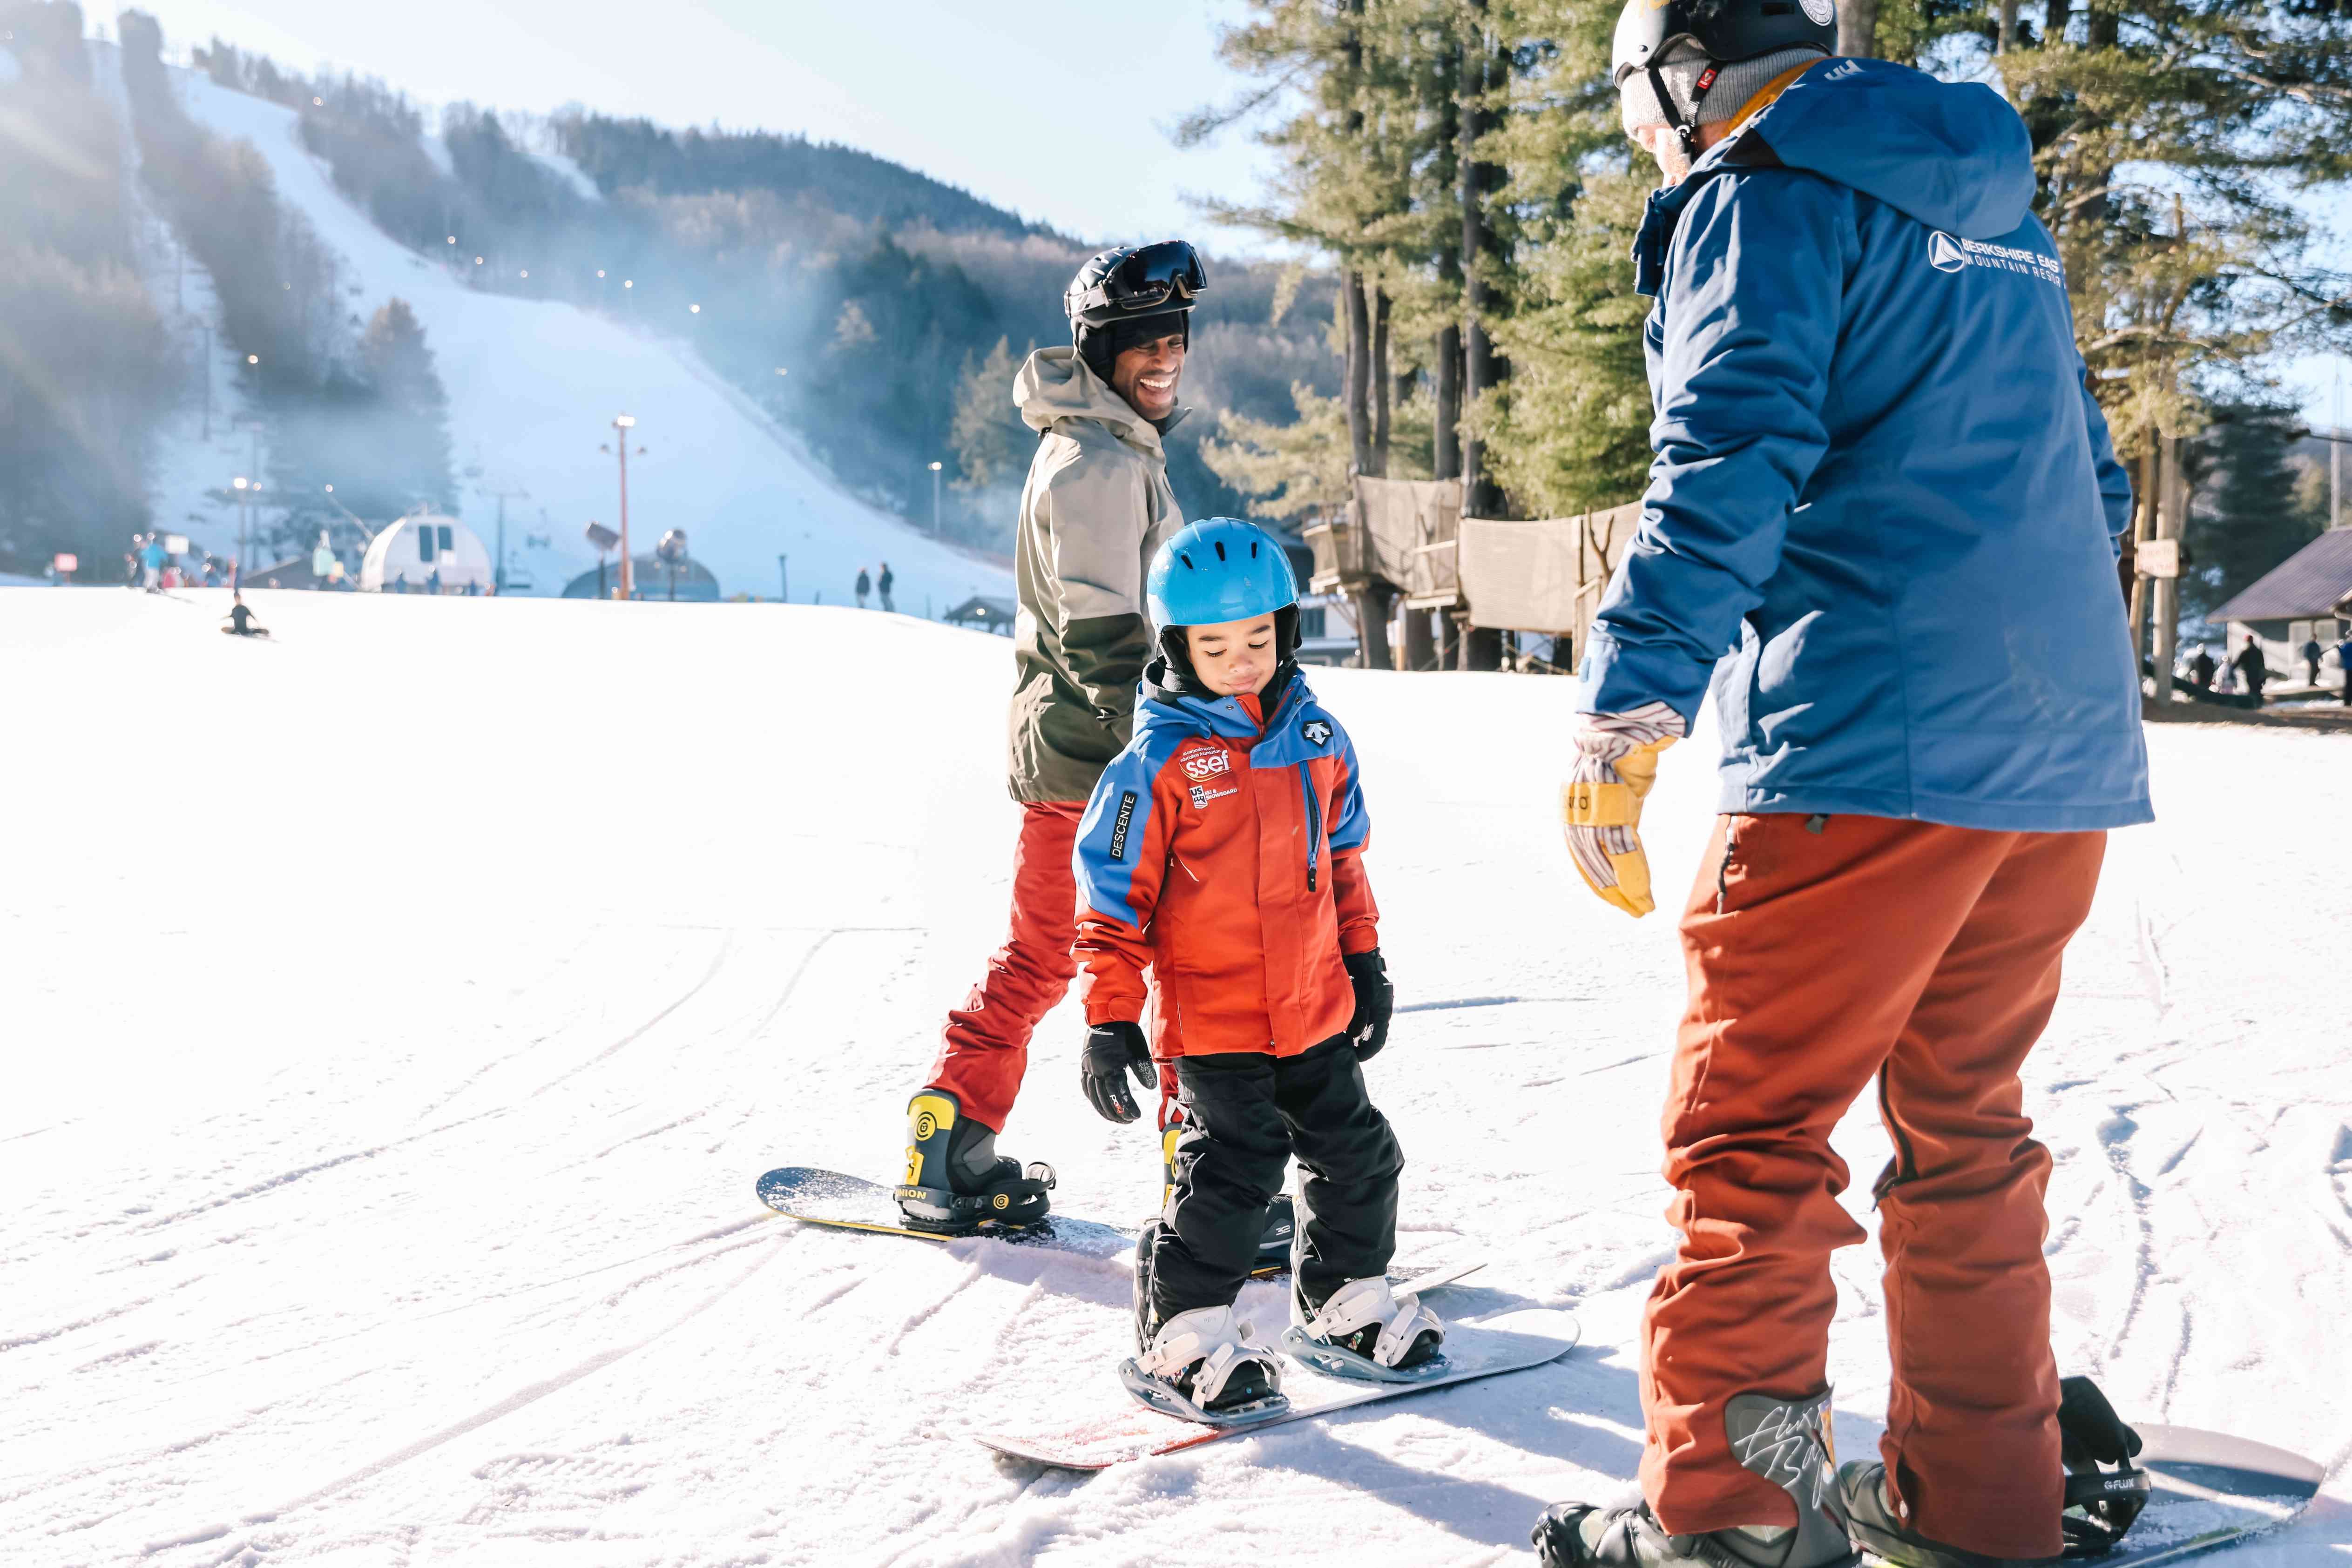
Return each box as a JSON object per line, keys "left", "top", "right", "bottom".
{"left": 126, "top": 61, "right": 1006, "bottom": 611}
{"left": 3, "top": 592, "right": 2347, "bottom": 1567}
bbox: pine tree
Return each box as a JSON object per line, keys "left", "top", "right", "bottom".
{"left": 949, "top": 337, "right": 1030, "bottom": 491}
{"left": 2182, "top": 401, "right": 2327, "bottom": 619}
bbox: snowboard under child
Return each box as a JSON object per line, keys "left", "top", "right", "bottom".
{"left": 1071, "top": 518, "right": 1439, "bottom": 1417}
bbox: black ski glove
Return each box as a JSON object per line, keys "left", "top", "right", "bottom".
{"left": 1081, "top": 1021, "right": 1155, "bottom": 1124}
{"left": 1344, "top": 949, "right": 1393, "bottom": 1060}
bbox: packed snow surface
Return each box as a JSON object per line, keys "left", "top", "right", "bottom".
{"left": 127, "top": 64, "right": 1004, "bottom": 611}
{"left": 4, "top": 591, "right": 2348, "bottom": 1567}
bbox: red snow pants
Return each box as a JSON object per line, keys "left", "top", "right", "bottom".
{"left": 922, "top": 801, "right": 1086, "bottom": 1134}
{"left": 1640, "top": 813, "right": 2106, "bottom": 1561}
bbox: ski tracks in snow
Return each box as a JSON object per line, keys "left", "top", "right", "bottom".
{"left": 10, "top": 611, "right": 2352, "bottom": 1566}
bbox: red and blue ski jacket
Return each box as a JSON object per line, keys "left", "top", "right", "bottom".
{"left": 1072, "top": 665, "right": 1377, "bottom": 1060}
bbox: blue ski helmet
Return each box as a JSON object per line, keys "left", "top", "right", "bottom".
{"left": 1147, "top": 518, "right": 1298, "bottom": 631}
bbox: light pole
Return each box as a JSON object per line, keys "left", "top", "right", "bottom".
{"left": 476, "top": 476, "right": 530, "bottom": 593}
{"left": 606, "top": 414, "right": 638, "bottom": 599}
{"left": 777, "top": 552, "right": 789, "bottom": 603}
{"left": 929, "top": 460, "right": 943, "bottom": 536}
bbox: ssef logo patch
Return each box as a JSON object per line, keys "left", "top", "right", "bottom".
{"left": 1928, "top": 232, "right": 1968, "bottom": 273}
{"left": 1108, "top": 790, "right": 1137, "bottom": 862}
{"left": 1180, "top": 748, "right": 1230, "bottom": 782}
{"left": 1301, "top": 719, "right": 1334, "bottom": 747}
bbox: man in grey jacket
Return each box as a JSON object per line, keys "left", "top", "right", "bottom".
{"left": 895, "top": 242, "right": 1202, "bottom": 1231}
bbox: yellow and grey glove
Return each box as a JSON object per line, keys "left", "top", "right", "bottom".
{"left": 1560, "top": 702, "right": 1687, "bottom": 918}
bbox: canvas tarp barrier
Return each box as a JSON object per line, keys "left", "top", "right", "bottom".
{"left": 1456, "top": 503, "right": 1641, "bottom": 647}
{"left": 1307, "top": 477, "right": 1466, "bottom": 601}
{"left": 1354, "top": 477, "right": 1463, "bottom": 606}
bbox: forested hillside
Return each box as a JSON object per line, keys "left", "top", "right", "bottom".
{"left": 0, "top": 1, "right": 172, "bottom": 579}
{"left": 162, "top": 32, "right": 1342, "bottom": 552}
{"left": 0, "top": 2, "right": 1343, "bottom": 579}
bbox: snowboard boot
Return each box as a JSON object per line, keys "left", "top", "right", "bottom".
{"left": 1255, "top": 1193, "right": 1297, "bottom": 1277}
{"left": 1293, "top": 1275, "right": 1444, "bottom": 1372}
{"left": 1132, "top": 1303, "right": 1283, "bottom": 1415}
{"left": 1836, "top": 1465, "right": 2066, "bottom": 1568}
{"left": 892, "top": 1090, "right": 1053, "bottom": 1234}
{"left": 1534, "top": 1389, "right": 1858, "bottom": 1568}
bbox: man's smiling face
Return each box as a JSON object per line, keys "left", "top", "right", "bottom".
{"left": 1110, "top": 329, "right": 1186, "bottom": 423}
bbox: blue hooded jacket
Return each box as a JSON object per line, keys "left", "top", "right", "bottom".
{"left": 1577, "top": 58, "right": 2152, "bottom": 832}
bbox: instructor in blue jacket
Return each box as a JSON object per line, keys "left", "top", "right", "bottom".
{"left": 1535, "top": 4, "right": 2152, "bottom": 1568}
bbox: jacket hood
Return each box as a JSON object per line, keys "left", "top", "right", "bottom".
{"left": 1137, "top": 662, "right": 1309, "bottom": 742}
{"left": 1731, "top": 57, "right": 2034, "bottom": 241}
{"left": 1015, "top": 346, "right": 1187, "bottom": 451}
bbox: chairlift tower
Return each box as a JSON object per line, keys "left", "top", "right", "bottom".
{"left": 474, "top": 475, "right": 532, "bottom": 593}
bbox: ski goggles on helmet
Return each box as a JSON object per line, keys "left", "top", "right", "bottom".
{"left": 1076, "top": 240, "right": 1208, "bottom": 320}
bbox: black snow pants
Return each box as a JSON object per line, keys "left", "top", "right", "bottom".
{"left": 1148, "top": 1035, "right": 1403, "bottom": 1331}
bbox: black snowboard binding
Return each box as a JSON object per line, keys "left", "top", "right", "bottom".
{"left": 892, "top": 1090, "right": 1053, "bottom": 1234}
{"left": 1535, "top": 1388, "right": 1857, "bottom": 1568}
{"left": 2057, "top": 1377, "right": 2150, "bottom": 1558}
{"left": 1837, "top": 1376, "right": 2149, "bottom": 1568}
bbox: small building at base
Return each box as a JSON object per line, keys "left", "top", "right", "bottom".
{"left": 2207, "top": 527, "right": 2352, "bottom": 679}
{"left": 361, "top": 512, "right": 493, "bottom": 593}
{"left": 944, "top": 594, "right": 1016, "bottom": 635}
{"left": 561, "top": 552, "right": 722, "bottom": 601}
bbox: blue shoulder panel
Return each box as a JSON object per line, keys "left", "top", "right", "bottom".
{"left": 1074, "top": 725, "right": 1187, "bottom": 927}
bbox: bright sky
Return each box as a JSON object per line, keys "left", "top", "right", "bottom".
{"left": 110, "top": 0, "right": 1284, "bottom": 250}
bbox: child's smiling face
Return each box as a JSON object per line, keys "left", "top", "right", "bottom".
{"left": 1183, "top": 613, "right": 1279, "bottom": 699}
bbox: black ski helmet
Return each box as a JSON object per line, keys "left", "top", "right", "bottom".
{"left": 1612, "top": 0, "right": 1838, "bottom": 149}
{"left": 1066, "top": 240, "right": 1207, "bottom": 381}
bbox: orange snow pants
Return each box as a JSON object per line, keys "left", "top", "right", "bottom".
{"left": 1640, "top": 813, "right": 2106, "bottom": 1561}
{"left": 924, "top": 801, "right": 1085, "bottom": 1134}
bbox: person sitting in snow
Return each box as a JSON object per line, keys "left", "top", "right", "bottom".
{"left": 219, "top": 592, "right": 269, "bottom": 638}
{"left": 1069, "top": 518, "right": 1432, "bottom": 1419}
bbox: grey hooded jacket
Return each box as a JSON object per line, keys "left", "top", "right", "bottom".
{"left": 1006, "top": 346, "right": 1186, "bottom": 804}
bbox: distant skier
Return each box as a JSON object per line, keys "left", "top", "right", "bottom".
{"left": 312, "top": 534, "right": 336, "bottom": 589}
{"left": 1534, "top": 11, "right": 2150, "bottom": 1568}
{"left": 2190, "top": 644, "right": 2217, "bottom": 690}
{"left": 2300, "top": 633, "right": 2323, "bottom": 686}
{"left": 1073, "top": 519, "right": 1427, "bottom": 1416}
{"left": 854, "top": 566, "right": 871, "bottom": 609}
{"left": 877, "top": 561, "right": 895, "bottom": 613}
{"left": 2230, "top": 633, "right": 2268, "bottom": 705}
{"left": 2336, "top": 629, "right": 2352, "bottom": 706}
{"left": 894, "top": 239, "right": 1204, "bottom": 1232}
{"left": 219, "top": 592, "right": 269, "bottom": 638}
{"left": 139, "top": 533, "right": 167, "bottom": 592}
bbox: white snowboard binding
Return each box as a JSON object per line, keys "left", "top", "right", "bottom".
{"left": 1283, "top": 1275, "right": 1446, "bottom": 1383}
{"left": 1118, "top": 1305, "right": 1288, "bottom": 1426}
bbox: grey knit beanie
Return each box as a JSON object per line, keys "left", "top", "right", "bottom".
{"left": 1619, "top": 41, "right": 1828, "bottom": 135}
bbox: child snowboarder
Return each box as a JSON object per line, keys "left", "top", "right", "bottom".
{"left": 1071, "top": 518, "right": 1439, "bottom": 1419}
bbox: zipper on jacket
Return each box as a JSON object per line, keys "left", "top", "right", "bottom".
{"left": 1300, "top": 764, "right": 1321, "bottom": 892}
